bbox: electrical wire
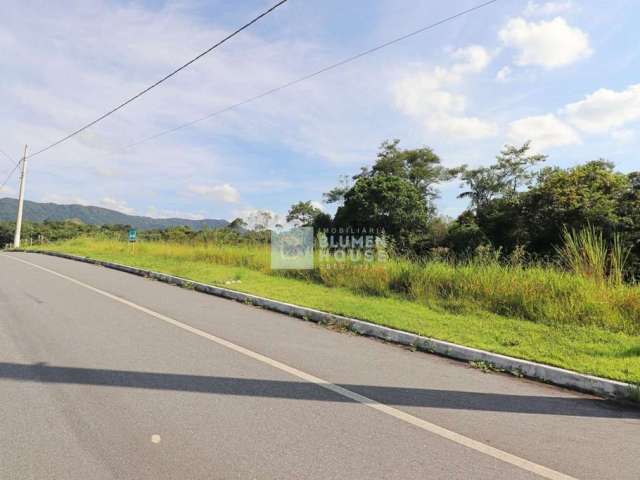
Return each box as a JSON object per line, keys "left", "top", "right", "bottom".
{"left": 0, "top": 148, "right": 15, "bottom": 165}
{"left": 22, "top": 0, "right": 498, "bottom": 169}
{"left": 0, "top": 160, "right": 21, "bottom": 191}
{"left": 121, "top": 0, "right": 500, "bottom": 150}
{"left": 26, "top": 0, "right": 289, "bottom": 160}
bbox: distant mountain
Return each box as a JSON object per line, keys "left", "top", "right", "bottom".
{"left": 0, "top": 198, "right": 228, "bottom": 230}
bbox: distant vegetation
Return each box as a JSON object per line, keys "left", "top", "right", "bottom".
{"left": 0, "top": 198, "right": 227, "bottom": 231}
{"left": 0, "top": 220, "right": 258, "bottom": 248}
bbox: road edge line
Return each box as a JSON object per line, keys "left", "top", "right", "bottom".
{"left": 12, "top": 249, "right": 638, "bottom": 402}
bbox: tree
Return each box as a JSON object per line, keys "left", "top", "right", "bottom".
{"left": 494, "top": 142, "right": 547, "bottom": 196}
{"left": 355, "top": 139, "right": 462, "bottom": 211}
{"left": 445, "top": 211, "right": 488, "bottom": 255}
{"left": 323, "top": 174, "right": 352, "bottom": 205}
{"left": 458, "top": 167, "right": 503, "bottom": 209}
{"left": 476, "top": 197, "right": 529, "bottom": 253}
{"left": 228, "top": 217, "right": 247, "bottom": 231}
{"left": 458, "top": 142, "right": 546, "bottom": 210}
{"left": 244, "top": 210, "right": 273, "bottom": 231}
{"left": 522, "top": 160, "right": 630, "bottom": 254}
{"left": 286, "top": 201, "right": 323, "bottom": 227}
{"left": 311, "top": 212, "right": 332, "bottom": 231}
{"left": 324, "top": 140, "right": 462, "bottom": 214}
{"left": 453, "top": 142, "right": 548, "bottom": 254}
{"left": 333, "top": 174, "right": 430, "bottom": 252}
{"left": 618, "top": 171, "right": 640, "bottom": 277}
{"left": 323, "top": 140, "right": 462, "bottom": 254}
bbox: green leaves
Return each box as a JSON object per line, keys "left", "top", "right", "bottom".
{"left": 334, "top": 174, "right": 430, "bottom": 252}
{"left": 458, "top": 141, "right": 547, "bottom": 209}
{"left": 286, "top": 201, "right": 323, "bottom": 227}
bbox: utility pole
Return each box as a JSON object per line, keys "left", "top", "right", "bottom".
{"left": 13, "top": 145, "right": 28, "bottom": 248}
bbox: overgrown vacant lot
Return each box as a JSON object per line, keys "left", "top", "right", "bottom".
{"left": 35, "top": 238, "right": 640, "bottom": 384}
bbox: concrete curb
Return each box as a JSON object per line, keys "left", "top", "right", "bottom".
{"left": 14, "top": 249, "right": 639, "bottom": 402}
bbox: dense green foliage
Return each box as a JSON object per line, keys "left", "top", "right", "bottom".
{"left": 0, "top": 220, "right": 263, "bottom": 248}
{"left": 300, "top": 140, "right": 640, "bottom": 279}
{"left": 462, "top": 160, "right": 640, "bottom": 278}
{"left": 285, "top": 201, "right": 331, "bottom": 230}
{"left": 0, "top": 220, "right": 126, "bottom": 247}
{"left": 7, "top": 139, "right": 637, "bottom": 278}
{"left": 333, "top": 175, "right": 430, "bottom": 252}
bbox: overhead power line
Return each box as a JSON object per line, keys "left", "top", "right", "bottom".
{"left": 121, "top": 0, "right": 500, "bottom": 150}
{"left": 19, "top": 0, "right": 498, "bottom": 178}
{"left": 0, "top": 160, "right": 21, "bottom": 191}
{"left": 26, "top": 0, "right": 289, "bottom": 160}
{"left": 0, "top": 148, "right": 15, "bottom": 165}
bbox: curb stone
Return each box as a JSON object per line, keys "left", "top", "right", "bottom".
{"left": 11, "top": 249, "right": 639, "bottom": 403}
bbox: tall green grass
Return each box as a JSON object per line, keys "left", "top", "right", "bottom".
{"left": 388, "top": 260, "right": 639, "bottom": 334}
{"left": 45, "top": 236, "right": 640, "bottom": 336}
{"left": 555, "top": 225, "right": 631, "bottom": 286}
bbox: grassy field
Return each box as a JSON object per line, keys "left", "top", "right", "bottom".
{"left": 33, "top": 237, "right": 640, "bottom": 385}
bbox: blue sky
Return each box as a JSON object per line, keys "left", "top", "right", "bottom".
{"left": 1, "top": 0, "right": 639, "bottom": 224}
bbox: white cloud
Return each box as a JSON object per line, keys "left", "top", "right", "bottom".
{"left": 394, "top": 73, "right": 466, "bottom": 116}
{"left": 507, "top": 83, "right": 640, "bottom": 149}
{"left": 41, "top": 194, "right": 90, "bottom": 205}
{"left": 611, "top": 129, "right": 635, "bottom": 144}
{"left": 0, "top": 0, "right": 407, "bottom": 222}
{"left": 39, "top": 194, "right": 134, "bottom": 215}
{"left": 242, "top": 179, "right": 293, "bottom": 192}
{"left": 393, "top": 45, "right": 497, "bottom": 140}
{"left": 0, "top": 185, "right": 15, "bottom": 195}
{"left": 145, "top": 206, "right": 206, "bottom": 220}
{"left": 426, "top": 115, "right": 499, "bottom": 139}
{"left": 495, "top": 66, "right": 512, "bottom": 82}
{"left": 189, "top": 183, "right": 240, "bottom": 203}
{"left": 450, "top": 45, "right": 493, "bottom": 74}
{"left": 524, "top": 1, "right": 574, "bottom": 17}
{"left": 499, "top": 17, "right": 592, "bottom": 68}
{"left": 563, "top": 84, "right": 640, "bottom": 133}
{"left": 507, "top": 114, "right": 580, "bottom": 150}
{"left": 99, "top": 197, "right": 135, "bottom": 215}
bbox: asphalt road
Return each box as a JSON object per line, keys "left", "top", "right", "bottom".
{"left": 1, "top": 252, "right": 638, "bottom": 480}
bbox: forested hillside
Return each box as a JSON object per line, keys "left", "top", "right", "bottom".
{"left": 0, "top": 198, "right": 227, "bottom": 230}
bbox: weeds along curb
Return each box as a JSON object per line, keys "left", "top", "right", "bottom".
{"left": 16, "top": 249, "right": 638, "bottom": 402}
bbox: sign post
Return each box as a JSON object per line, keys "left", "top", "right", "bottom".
{"left": 128, "top": 228, "right": 137, "bottom": 254}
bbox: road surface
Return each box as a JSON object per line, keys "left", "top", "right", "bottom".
{"left": 1, "top": 252, "right": 638, "bottom": 480}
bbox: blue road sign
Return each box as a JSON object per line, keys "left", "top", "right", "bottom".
{"left": 128, "top": 228, "right": 137, "bottom": 242}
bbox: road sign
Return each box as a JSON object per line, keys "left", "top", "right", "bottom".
{"left": 128, "top": 228, "right": 137, "bottom": 242}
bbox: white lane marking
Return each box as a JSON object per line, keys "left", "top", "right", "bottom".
{"left": 151, "top": 434, "right": 161, "bottom": 444}
{"left": 4, "top": 254, "right": 578, "bottom": 480}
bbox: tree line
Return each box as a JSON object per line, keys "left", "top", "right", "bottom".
{"left": 0, "top": 219, "right": 264, "bottom": 247}
{"left": 3, "top": 139, "right": 638, "bottom": 279}
{"left": 286, "top": 140, "right": 640, "bottom": 278}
